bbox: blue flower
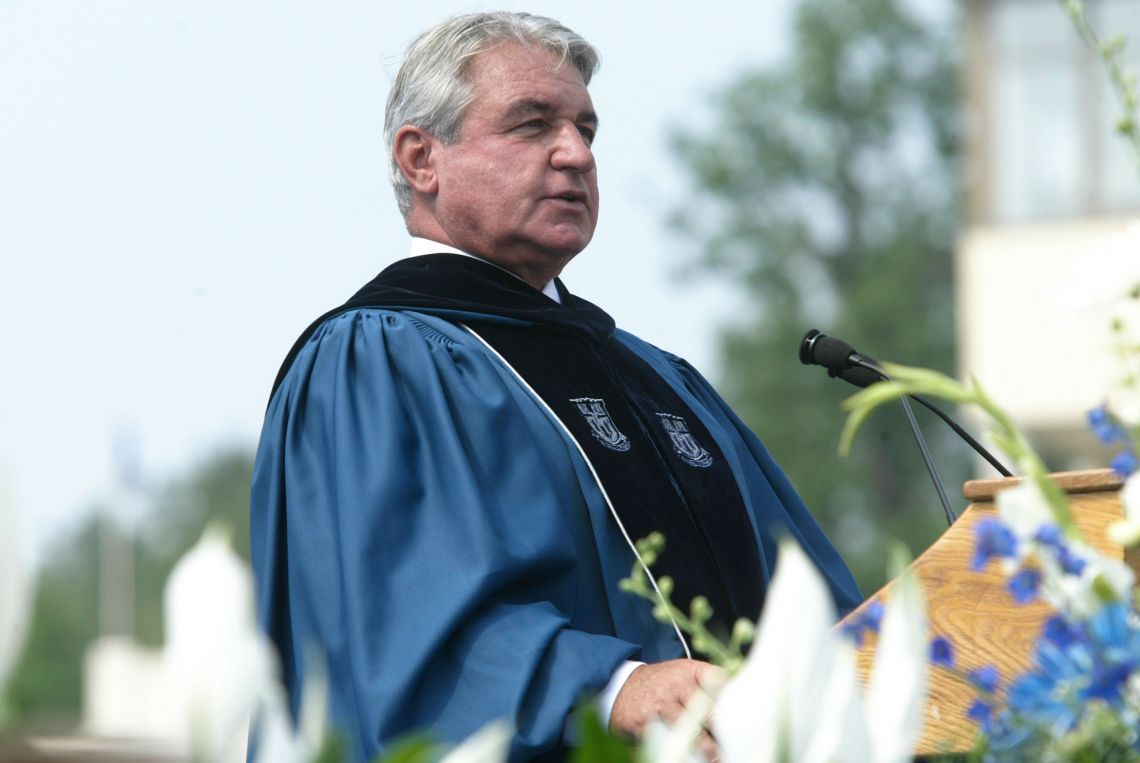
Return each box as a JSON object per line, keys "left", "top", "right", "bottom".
{"left": 999, "top": 632, "right": 1094, "bottom": 738}
{"left": 860, "top": 600, "right": 884, "bottom": 631}
{"left": 1112, "top": 449, "right": 1139, "bottom": 478}
{"left": 999, "top": 602, "right": 1140, "bottom": 742}
{"left": 1088, "top": 602, "right": 1131, "bottom": 651}
{"left": 1084, "top": 661, "right": 1134, "bottom": 705}
{"left": 1033, "top": 524, "right": 1062, "bottom": 547}
{"left": 1081, "top": 602, "right": 1140, "bottom": 707}
{"left": 982, "top": 711, "right": 1039, "bottom": 758}
{"left": 968, "top": 664, "right": 1000, "bottom": 694}
{"left": 1035, "top": 637, "right": 1092, "bottom": 687}
{"left": 1007, "top": 568, "right": 1041, "bottom": 604}
{"left": 1088, "top": 406, "right": 1126, "bottom": 444}
{"left": 967, "top": 699, "right": 993, "bottom": 733}
{"left": 929, "top": 635, "right": 954, "bottom": 668}
{"left": 971, "top": 518, "right": 1019, "bottom": 571}
{"left": 1006, "top": 664, "right": 1080, "bottom": 736}
{"left": 1053, "top": 544, "right": 1086, "bottom": 576}
{"left": 838, "top": 621, "right": 864, "bottom": 646}
{"left": 840, "top": 600, "right": 884, "bottom": 647}
{"left": 1042, "top": 615, "right": 1082, "bottom": 649}
{"left": 1031, "top": 524, "right": 1086, "bottom": 575}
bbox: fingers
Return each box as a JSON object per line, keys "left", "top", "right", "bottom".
{"left": 608, "top": 659, "right": 724, "bottom": 760}
{"left": 654, "top": 699, "right": 688, "bottom": 726}
{"left": 611, "top": 658, "right": 713, "bottom": 737}
{"left": 695, "top": 729, "right": 719, "bottom": 763}
{"left": 693, "top": 662, "right": 728, "bottom": 694}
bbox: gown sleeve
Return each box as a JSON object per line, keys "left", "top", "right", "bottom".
{"left": 251, "top": 310, "right": 641, "bottom": 763}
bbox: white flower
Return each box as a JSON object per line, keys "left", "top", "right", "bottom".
{"left": 253, "top": 659, "right": 328, "bottom": 763}
{"left": 0, "top": 486, "right": 29, "bottom": 696}
{"left": 164, "top": 527, "right": 278, "bottom": 762}
{"left": 712, "top": 539, "right": 927, "bottom": 763}
{"left": 1041, "top": 552, "right": 1136, "bottom": 620}
{"left": 251, "top": 690, "right": 303, "bottom": 763}
{"left": 992, "top": 479, "right": 1136, "bottom": 619}
{"left": 1107, "top": 256, "right": 1140, "bottom": 427}
{"left": 1107, "top": 381, "right": 1140, "bottom": 429}
{"left": 864, "top": 563, "right": 928, "bottom": 763}
{"left": 714, "top": 539, "right": 868, "bottom": 763}
{"left": 1109, "top": 472, "right": 1140, "bottom": 546}
{"left": 995, "top": 482, "right": 1053, "bottom": 543}
{"left": 439, "top": 719, "right": 512, "bottom": 763}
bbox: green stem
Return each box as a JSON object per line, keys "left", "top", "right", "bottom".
{"left": 841, "top": 364, "right": 1083, "bottom": 540}
{"left": 620, "top": 547, "right": 749, "bottom": 673}
{"left": 1060, "top": 0, "right": 1140, "bottom": 168}
{"left": 973, "top": 385, "right": 1078, "bottom": 535}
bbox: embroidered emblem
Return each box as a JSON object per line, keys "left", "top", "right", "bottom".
{"left": 570, "top": 397, "right": 631, "bottom": 452}
{"left": 657, "top": 413, "right": 713, "bottom": 468}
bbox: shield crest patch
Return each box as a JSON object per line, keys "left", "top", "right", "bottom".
{"left": 569, "top": 397, "right": 631, "bottom": 452}
{"left": 657, "top": 413, "right": 713, "bottom": 468}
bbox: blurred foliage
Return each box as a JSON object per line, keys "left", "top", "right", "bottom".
{"left": 4, "top": 519, "right": 100, "bottom": 725}
{"left": 670, "top": 0, "right": 967, "bottom": 592}
{"left": 5, "top": 447, "right": 253, "bottom": 728}
{"left": 135, "top": 449, "right": 254, "bottom": 645}
{"left": 568, "top": 707, "right": 634, "bottom": 763}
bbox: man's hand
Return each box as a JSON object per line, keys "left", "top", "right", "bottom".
{"left": 609, "top": 659, "right": 726, "bottom": 760}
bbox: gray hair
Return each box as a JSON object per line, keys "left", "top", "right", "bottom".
{"left": 384, "top": 12, "right": 600, "bottom": 218}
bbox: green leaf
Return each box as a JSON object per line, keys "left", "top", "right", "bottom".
{"left": 1092, "top": 574, "right": 1121, "bottom": 604}
{"left": 371, "top": 733, "right": 438, "bottom": 763}
{"left": 568, "top": 707, "right": 634, "bottom": 763}
{"left": 313, "top": 734, "right": 348, "bottom": 763}
{"left": 886, "top": 541, "right": 914, "bottom": 580}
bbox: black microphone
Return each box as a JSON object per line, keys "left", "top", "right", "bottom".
{"left": 800, "top": 331, "right": 884, "bottom": 388}
{"left": 834, "top": 364, "right": 884, "bottom": 389}
{"left": 799, "top": 329, "right": 875, "bottom": 374}
{"left": 800, "top": 329, "right": 959, "bottom": 526}
{"left": 800, "top": 329, "right": 1013, "bottom": 478}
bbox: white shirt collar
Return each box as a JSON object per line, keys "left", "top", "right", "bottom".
{"left": 409, "top": 237, "right": 561, "bottom": 304}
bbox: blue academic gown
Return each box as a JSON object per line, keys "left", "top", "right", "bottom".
{"left": 251, "top": 281, "right": 861, "bottom": 761}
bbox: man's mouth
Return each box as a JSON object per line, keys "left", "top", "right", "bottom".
{"left": 549, "top": 191, "right": 587, "bottom": 205}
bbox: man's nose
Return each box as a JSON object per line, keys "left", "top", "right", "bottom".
{"left": 550, "top": 124, "right": 595, "bottom": 173}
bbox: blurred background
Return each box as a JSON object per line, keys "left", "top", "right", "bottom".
{"left": 2, "top": 0, "right": 1140, "bottom": 755}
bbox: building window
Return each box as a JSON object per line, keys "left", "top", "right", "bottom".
{"left": 981, "top": 0, "right": 1140, "bottom": 223}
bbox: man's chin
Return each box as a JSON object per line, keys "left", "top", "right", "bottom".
{"left": 533, "top": 227, "right": 595, "bottom": 259}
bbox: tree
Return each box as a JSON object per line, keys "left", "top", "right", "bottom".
{"left": 671, "top": 0, "right": 966, "bottom": 591}
{"left": 5, "top": 446, "right": 254, "bottom": 726}
{"left": 5, "top": 517, "right": 101, "bottom": 724}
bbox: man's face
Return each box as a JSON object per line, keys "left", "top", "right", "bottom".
{"left": 429, "top": 43, "right": 599, "bottom": 286}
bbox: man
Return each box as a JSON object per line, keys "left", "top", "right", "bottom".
{"left": 251, "top": 11, "right": 860, "bottom": 762}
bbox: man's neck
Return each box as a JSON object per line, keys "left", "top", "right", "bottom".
{"left": 408, "top": 237, "right": 562, "bottom": 303}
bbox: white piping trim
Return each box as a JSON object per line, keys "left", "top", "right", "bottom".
{"left": 461, "top": 323, "right": 692, "bottom": 658}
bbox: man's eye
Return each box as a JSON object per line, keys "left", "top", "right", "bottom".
{"left": 578, "top": 126, "right": 596, "bottom": 146}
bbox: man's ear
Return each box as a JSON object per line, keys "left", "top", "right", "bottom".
{"left": 394, "top": 125, "right": 440, "bottom": 196}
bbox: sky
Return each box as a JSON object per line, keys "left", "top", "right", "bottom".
{"left": 0, "top": 0, "right": 799, "bottom": 555}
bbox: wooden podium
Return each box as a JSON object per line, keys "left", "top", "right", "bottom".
{"left": 839, "top": 468, "right": 1135, "bottom": 756}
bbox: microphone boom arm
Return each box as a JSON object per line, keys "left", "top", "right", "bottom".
{"left": 851, "top": 357, "right": 959, "bottom": 525}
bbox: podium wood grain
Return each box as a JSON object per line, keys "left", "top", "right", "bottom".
{"left": 837, "top": 469, "right": 1130, "bottom": 756}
